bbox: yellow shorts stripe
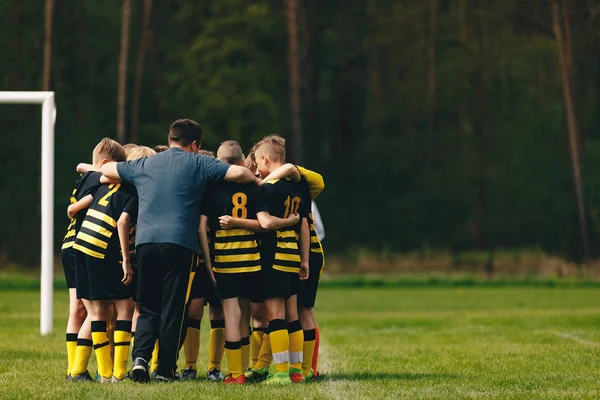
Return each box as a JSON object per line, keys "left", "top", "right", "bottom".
{"left": 276, "top": 230, "right": 297, "bottom": 239}
{"left": 212, "top": 266, "right": 261, "bottom": 274}
{"left": 214, "top": 240, "right": 258, "bottom": 250}
{"left": 61, "top": 241, "right": 74, "bottom": 250}
{"left": 215, "top": 253, "right": 260, "bottom": 263}
{"left": 73, "top": 243, "right": 105, "bottom": 259}
{"left": 76, "top": 232, "right": 108, "bottom": 249}
{"left": 215, "top": 228, "right": 253, "bottom": 238}
{"left": 275, "top": 252, "right": 301, "bottom": 262}
{"left": 273, "top": 265, "right": 300, "bottom": 273}
{"left": 87, "top": 209, "right": 117, "bottom": 228}
{"left": 81, "top": 220, "right": 113, "bottom": 238}
{"left": 277, "top": 241, "right": 298, "bottom": 250}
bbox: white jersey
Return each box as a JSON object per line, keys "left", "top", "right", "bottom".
{"left": 311, "top": 201, "right": 325, "bottom": 241}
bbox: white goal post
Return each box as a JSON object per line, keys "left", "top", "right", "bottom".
{"left": 0, "top": 92, "right": 56, "bottom": 335}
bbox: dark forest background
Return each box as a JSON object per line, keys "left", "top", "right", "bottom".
{"left": 2, "top": 0, "right": 600, "bottom": 269}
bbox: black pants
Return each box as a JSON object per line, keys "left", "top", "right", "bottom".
{"left": 132, "top": 243, "right": 196, "bottom": 378}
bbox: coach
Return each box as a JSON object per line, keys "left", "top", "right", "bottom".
{"left": 101, "top": 119, "right": 257, "bottom": 382}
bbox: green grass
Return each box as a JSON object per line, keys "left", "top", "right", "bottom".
{"left": 1, "top": 287, "right": 600, "bottom": 399}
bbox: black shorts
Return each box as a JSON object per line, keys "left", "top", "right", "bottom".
{"left": 214, "top": 271, "right": 260, "bottom": 300}
{"left": 298, "top": 251, "right": 325, "bottom": 308}
{"left": 258, "top": 265, "right": 299, "bottom": 301}
{"left": 61, "top": 248, "right": 77, "bottom": 289}
{"left": 76, "top": 251, "right": 132, "bottom": 301}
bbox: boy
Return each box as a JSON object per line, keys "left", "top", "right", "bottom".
{"left": 72, "top": 138, "right": 137, "bottom": 383}
{"left": 259, "top": 163, "right": 325, "bottom": 379}
{"left": 199, "top": 140, "right": 300, "bottom": 384}
{"left": 68, "top": 138, "right": 127, "bottom": 382}
{"left": 251, "top": 135, "right": 310, "bottom": 384}
{"left": 61, "top": 166, "right": 102, "bottom": 380}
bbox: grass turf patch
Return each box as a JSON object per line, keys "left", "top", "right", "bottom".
{"left": 1, "top": 287, "right": 600, "bottom": 399}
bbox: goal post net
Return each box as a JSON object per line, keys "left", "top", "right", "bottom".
{"left": 0, "top": 91, "right": 56, "bottom": 335}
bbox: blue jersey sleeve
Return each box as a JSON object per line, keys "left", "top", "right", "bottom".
{"left": 116, "top": 158, "right": 144, "bottom": 185}
{"left": 200, "top": 156, "right": 231, "bottom": 184}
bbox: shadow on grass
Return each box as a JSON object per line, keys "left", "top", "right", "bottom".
{"left": 318, "top": 372, "right": 461, "bottom": 382}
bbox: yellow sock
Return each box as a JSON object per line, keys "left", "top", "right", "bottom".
{"left": 302, "top": 329, "right": 316, "bottom": 376}
{"left": 66, "top": 333, "right": 78, "bottom": 376}
{"left": 250, "top": 329, "right": 266, "bottom": 368}
{"left": 113, "top": 321, "right": 132, "bottom": 380}
{"left": 208, "top": 320, "right": 225, "bottom": 371}
{"left": 91, "top": 321, "right": 113, "bottom": 379}
{"left": 254, "top": 332, "right": 272, "bottom": 370}
{"left": 269, "top": 320, "right": 289, "bottom": 373}
{"left": 70, "top": 338, "right": 92, "bottom": 377}
{"left": 150, "top": 340, "right": 159, "bottom": 372}
{"left": 288, "top": 320, "right": 304, "bottom": 371}
{"left": 184, "top": 319, "right": 201, "bottom": 370}
{"left": 225, "top": 341, "right": 243, "bottom": 378}
{"left": 241, "top": 336, "right": 250, "bottom": 370}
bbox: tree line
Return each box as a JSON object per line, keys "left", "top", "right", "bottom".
{"left": 1, "top": 0, "right": 600, "bottom": 267}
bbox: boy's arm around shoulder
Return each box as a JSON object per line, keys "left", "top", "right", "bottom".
{"left": 259, "top": 163, "right": 301, "bottom": 186}
{"left": 67, "top": 194, "right": 93, "bottom": 219}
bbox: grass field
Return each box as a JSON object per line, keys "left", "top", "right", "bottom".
{"left": 1, "top": 287, "right": 600, "bottom": 399}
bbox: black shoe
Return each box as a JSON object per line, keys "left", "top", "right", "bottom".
{"left": 180, "top": 367, "right": 197, "bottom": 380}
{"left": 173, "top": 370, "right": 181, "bottom": 381}
{"left": 65, "top": 374, "right": 71, "bottom": 381}
{"left": 245, "top": 368, "right": 269, "bottom": 383}
{"left": 132, "top": 358, "right": 150, "bottom": 383}
{"left": 207, "top": 368, "right": 223, "bottom": 382}
{"left": 70, "top": 371, "right": 93, "bottom": 382}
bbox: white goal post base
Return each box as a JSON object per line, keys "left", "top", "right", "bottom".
{"left": 0, "top": 92, "right": 56, "bottom": 335}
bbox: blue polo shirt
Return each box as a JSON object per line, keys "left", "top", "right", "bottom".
{"left": 116, "top": 147, "right": 230, "bottom": 253}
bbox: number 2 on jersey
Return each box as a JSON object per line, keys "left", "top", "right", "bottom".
{"left": 232, "top": 192, "right": 248, "bottom": 219}
{"left": 98, "top": 184, "right": 121, "bottom": 207}
{"left": 283, "top": 196, "right": 301, "bottom": 218}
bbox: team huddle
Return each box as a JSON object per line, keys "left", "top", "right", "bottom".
{"left": 61, "top": 119, "right": 325, "bottom": 385}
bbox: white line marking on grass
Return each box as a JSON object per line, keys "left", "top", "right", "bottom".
{"left": 554, "top": 332, "right": 600, "bottom": 347}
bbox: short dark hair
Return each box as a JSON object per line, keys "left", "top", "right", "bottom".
{"left": 217, "top": 140, "right": 244, "bottom": 165}
{"left": 168, "top": 119, "right": 204, "bottom": 147}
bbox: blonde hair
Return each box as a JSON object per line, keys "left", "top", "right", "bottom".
{"left": 198, "top": 149, "right": 216, "bottom": 158}
{"left": 217, "top": 140, "right": 244, "bottom": 165}
{"left": 94, "top": 138, "right": 126, "bottom": 162}
{"left": 245, "top": 144, "right": 257, "bottom": 171}
{"left": 255, "top": 135, "right": 286, "bottom": 162}
{"left": 127, "top": 146, "right": 156, "bottom": 161}
{"left": 123, "top": 143, "right": 139, "bottom": 156}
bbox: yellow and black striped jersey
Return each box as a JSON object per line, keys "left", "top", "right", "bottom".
{"left": 262, "top": 178, "right": 309, "bottom": 273}
{"left": 73, "top": 183, "right": 138, "bottom": 260}
{"left": 202, "top": 182, "right": 268, "bottom": 273}
{"left": 62, "top": 172, "right": 102, "bottom": 251}
{"left": 299, "top": 176, "right": 323, "bottom": 254}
